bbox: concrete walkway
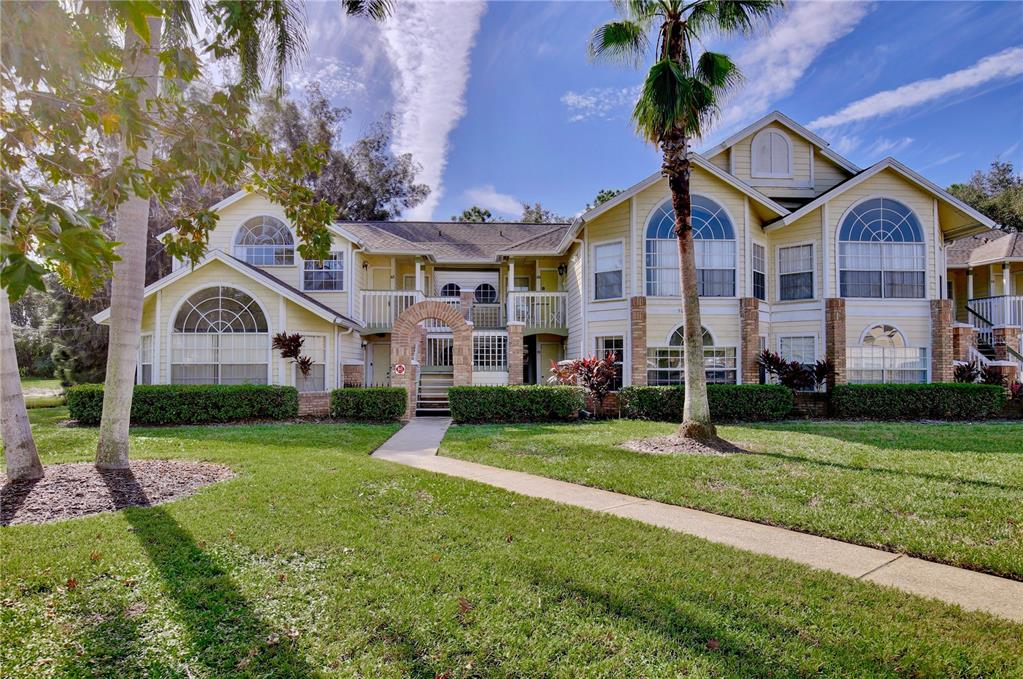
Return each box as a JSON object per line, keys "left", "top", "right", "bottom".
{"left": 373, "top": 418, "right": 1023, "bottom": 623}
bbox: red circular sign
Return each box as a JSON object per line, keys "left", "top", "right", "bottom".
{"left": 393, "top": 363, "right": 406, "bottom": 375}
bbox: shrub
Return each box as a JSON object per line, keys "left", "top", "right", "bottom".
{"left": 67, "top": 384, "right": 299, "bottom": 425}
{"left": 619, "top": 384, "right": 794, "bottom": 422}
{"left": 449, "top": 386, "right": 586, "bottom": 424}
{"left": 330, "top": 387, "right": 407, "bottom": 421}
{"left": 830, "top": 383, "right": 1005, "bottom": 420}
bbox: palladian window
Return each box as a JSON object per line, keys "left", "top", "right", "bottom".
{"left": 234, "top": 216, "right": 295, "bottom": 266}
{"left": 646, "top": 326, "right": 736, "bottom": 385}
{"left": 646, "top": 196, "right": 735, "bottom": 297}
{"left": 839, "top": 198, "right": 925, "bottom": 299}
{"left": 170, "top": 286, "right": 269, "bottom": 385}
{"left": 847, "top": 323, "right": 928, "bottom": 384}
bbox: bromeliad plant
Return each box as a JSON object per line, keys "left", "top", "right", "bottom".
{"left": 758, "top": 350, "right": 836, "bottom": 391}
{"left": 549, "top": 353, "right": 619, "bottom": 416}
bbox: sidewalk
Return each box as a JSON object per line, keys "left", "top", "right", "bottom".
{"left": 372, "top": 418, "right": 1023, "bottom": 623}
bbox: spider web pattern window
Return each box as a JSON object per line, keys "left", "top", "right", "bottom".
{"left": 839, "top": 198, "right": 925, "bottom": 299}
{"left": 646, "top": 196, "right": 735, "bottom": 297}
{"left": 646, "top": 326, "right": 736, "bottom": 385}
{"left": 234, "top": 216, "right": 295, "bottom": 266}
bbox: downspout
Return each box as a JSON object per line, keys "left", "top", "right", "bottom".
{"left": 336, "top": 325, "right": 355, "bottom": 388}
{"left": 350, "top": 246, "right": 365, "bottom": 322}
{"left": 573, "top": 236, "right": 586, "bottom": 358}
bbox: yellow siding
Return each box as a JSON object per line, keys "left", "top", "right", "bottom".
{"left": 584, "top": 198, "right": 631, "bottom": 301}
{"left": 767, "top": 208, "right": 824, "bottom": 302}
{"left": 729, "top": 122, "right": 813, "bottom": 189}
{"left": 707, "top": 149, "right": 730, "bottom": 172}
{"left": 565, "top": 241, "right": 584, "bottom": 358}
{"left": 814, "top": 152, "right": 851, "bottom": 194}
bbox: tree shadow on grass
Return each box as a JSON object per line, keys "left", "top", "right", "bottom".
{"left": 0, "top": 477, "right": 40, "bottom": 525}
{"left": 97, "top": 469, "right": 320, "bottom": 678}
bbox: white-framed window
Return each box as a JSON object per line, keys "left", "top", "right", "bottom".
{"left": 474, "top": 283, "right": 498, "bottom": 304}
{"left": 779, "top": 336, "right": 816, "bottom": 366}
{"left": 593, "top": 241, "right": 623, "bottom": 300}
{"left": 473, "top": 332, "right": 508, "bottom": 372}
{"left": 303, "top": 252, "right": 344, "bottom": 291}
{"left": 839, "top": 197, "right": 926, "bottom": 299}
{"left": 595, "top": 335, "right": 624, "bottom": 390}
{"left": 646, "top": 327, "right": 737, "bottom": 385}
{"left": 778, "top": 244, "right": 814, "bottom": 301}
{"left": 295, "top": 335, "right": 327, "bottom": 392}
{"left": 513, "top": 276, "right": 531, "bottom": 292}
{"left": 751, "top": 128, "right": 792, "bottom": 178}
{"left": 645, "top": 197, "right": 735, "bottom": 297}
{"left": 752, "top": 243, "right": 766, "bottom": 301}
{"left": 234, "top": 216, "right": 295, "bottom": 266}
{"left": 170, "top": 286, "right": 269, "bottom": 385}
{"left": 138, "top": 333, "right": 154, "bottom": 385}
{"left": 846, "top": 324, "right": 928, "bottom": 384}
{"left": 440, "top": 283, "right": 461, "bottom": 297}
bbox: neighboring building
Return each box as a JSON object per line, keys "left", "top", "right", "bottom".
{"left": 95, "top": 111, "right": 1016, "bottom": 418}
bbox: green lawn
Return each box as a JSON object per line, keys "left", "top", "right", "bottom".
{"left": 2, "top": 410, "right": 1021, "bottom": 677}
{"left": 441, "top": 420, "right": 1023, "bottom": 580}
{"left": 20, "top": 378, "right": 64, "bottom": 409}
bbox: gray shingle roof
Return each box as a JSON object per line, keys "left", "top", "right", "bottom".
{"left": 340, "top": 221, "right": 570, "bottom": 261}
{"left": 947, "top": 229, "right": 1022, "bottom": 266}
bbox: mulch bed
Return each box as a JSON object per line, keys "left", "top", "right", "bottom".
{"left": 620, "top": 435, "right": 748, "bottom": 457}
{"left": 1, "top": 460, "right": 234, "bottom": 526}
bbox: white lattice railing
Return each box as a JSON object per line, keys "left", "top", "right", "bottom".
{"left": 471, "top": 303, "right": 505, "bottom": 329}
{"left": 472, "top": 331, "right": 508, "bottom": 371}
{"left": 509, "top": 292, "right": 566, "bottom": 329}
{"left": 361, "top": 290, "right": 422, "bottom": 330}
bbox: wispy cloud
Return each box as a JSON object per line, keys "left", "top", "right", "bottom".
{"left": 864, "top": 136, "right": 914, "bottom": 158}
{"left": 922, "top": 152, "right": 965, "bottom": 170}
{"left": 715, "top": 1, "right": 873, "bottom": 131}
{"left": 831, "top": 135, "right": 862, "bottom": 156}
{"left": 1000, "top": 141, "right": 1021, "bottom": 159}
{"left": 380, "top": 1, "right": 487, "bottom": 220}
{"left": 810, "top": 46, "right": 1023, "bottom": 129}
{"left": 287, "top": 56, "right": 366, "bottom": 98}
{"left": 463, "top": 185, "right": 521, "bottom": 217}
{"left": 561, "top": 85, "right": 641, "bottom": 123}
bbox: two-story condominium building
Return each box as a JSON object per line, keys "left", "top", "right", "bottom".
{"left": 96, "top": 112, "right": 1014, "bottom": 418}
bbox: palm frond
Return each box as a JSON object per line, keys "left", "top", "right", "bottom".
{"left": 633, "top": 57, "right": 719, "bottom": 143}
{"left": 687, "top": 0, "right": 781, "bottom": 36}
{"left": 612, "top": 0, "right": 663, "bottom": 21}
{"left": 694, "top": 51, "right": 741, "bottom": 90}
{"left": 341, "top": 0, "right": 395, "bottom": 21}
{"left": 588, "top": 19, "right": 649, "bottom": 65}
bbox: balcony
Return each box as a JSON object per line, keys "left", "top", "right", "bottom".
{"left": 361, "top": 289, "right": 567, "bottom": 333}
{"left": 361, "top": 290, "right": 423, "bottom": 332}
{"left": 509, "top": 292, "right": 567, "bottom": 333}
{"left": 966, "top": 295, "right": 1023, "bottom": 344}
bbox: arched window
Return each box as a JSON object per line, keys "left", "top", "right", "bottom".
{"left": 234, "top": 216, "right": 295, "bottom": 266}
{"left": 171, "top": 286, "right": 269, "bottom": 385}
{"left": 848, "top": 323, "right": 926, "bottom": 384}
{"left": 668, "top": 326, "right": 714, "bottom": 347}
{"left": 646, "top": 196, "right": 735, "bottom": 297}
{"left": 474, "top": 283, "right": 497, "bottom": 304}
{"left": 751, "top": 129, "right": 792, "bottom": 178}
{"left": 839, "top": 198, "right": 925, "bottom": 298}
{"left": 861, "top": 324, "right": 906, "bottom": 348}
{"left": 647, "top": 325, "right": 736, "bottom": 385}
{"left": 440, "top": 283, "right": 461, "bottom": 297}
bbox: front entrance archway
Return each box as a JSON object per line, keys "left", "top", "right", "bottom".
{"left": 391, "top": 300, "right": 473, "bottom": 419}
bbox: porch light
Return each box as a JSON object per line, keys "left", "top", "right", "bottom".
{"left": 557, "top": 263, "right": 567, "bottom": 276}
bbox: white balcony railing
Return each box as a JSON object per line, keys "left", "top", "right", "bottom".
{"left": 471, "top": 303, "right": 505, "bottom": 329}
{"left": 509, "top": 292, "right": 567, "bottom": 330}
{"left": 362, "top": 290, "right": 422, "bottom": 330}
{"left": 966, "top": 295, "right": 1023, "bottom": 345}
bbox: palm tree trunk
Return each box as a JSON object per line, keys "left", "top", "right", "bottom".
{"left": 1, "top": 284, "right": 44, "bottom": 481}
{"left": 665, "top": 138, "right": 716, "bottom": 440}
{"left": 96, "top": 19, "right": 162, "bottom": 469}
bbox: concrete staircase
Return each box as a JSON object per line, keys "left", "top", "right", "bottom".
{"left": 417, "top": 371, "right": 453, "bottom": 416}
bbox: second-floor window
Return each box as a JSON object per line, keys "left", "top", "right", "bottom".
{"left": 752, "top": 243, "right": 766, "bottom": 301}
{"left": 839, "top": 197, "right": 925, "bottom": 299}
{"left": 440, "top": 283, "right": 461, "bottom": 297}
{"left": 646, "top": 196, "right": 735, "bottom": 297}
{"left": 234, "top": 216, "right": 295, "bottom": 266}
{"left": 778, "top": 244, "right": 813, "bottom": 300}
{"left": 594, "top": 242, "right": 623, "bottom": 300}
{"left": 303, "top": 253, "right": 344, "bottom": 291}
{"left": 474, "top": 283, "right": 498, "bottom": 304}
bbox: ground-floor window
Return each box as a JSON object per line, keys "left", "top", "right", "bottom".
{"left": 296, "top": 335, "right": 326, "bottom": 392}
{"left": 473, "top": 332, "right": 508, "bottom": 371}
{"left": 138, "top": 334, "right": 154, "bottom": 384}
{"left": 846, "top": 324, "right": 927, "bottom": 383}
{"left": 595, "top": 335, "right": 624, "bottom": 390}
{"left": 645, "top": 326, "right": 736, "bottom": 385}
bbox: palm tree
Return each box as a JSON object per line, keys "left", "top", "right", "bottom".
{"left": 590, "top": 0, "right": 779, "bottom": 440}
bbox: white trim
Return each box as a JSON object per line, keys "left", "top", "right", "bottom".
{"left": 299, "top": 250, "right": 345, "bottom": 293}
{"left": 630, "top": 197, "right": 639, "bottom": 297}
{"left": 750, "top": 128, "right": 794, "bottom": 179}
{"left": 293, "top": 331, "right": 329, "bottom": 392}
{"left": 743, "top": 197, "right": 752, "bottom": 298}
{"left": 776, "top": 241, "right": 816, "bottom": 302}
{"left": 662, "top": 323, "right": 716, "bottom": 347}
{"left": 137, "top": 332, "right": 154, "bottom": 385}
{"left": 278, "top": 296, "right": 286, "bottom": 386}
{"left": 777, "top": 333, "right": 818, "bottom": 364}
{"left": 154, "top": 291, "right": 163, "bottom": 384}
{"left": 856, "top": 322, "right": 909, "bottom": 346}
{"left": 808, "top": 145, "right": 815, "bottom": 188}
{"left": 822, "top": 203, "right": 831, "bottom": 299}
{"left": 590, "top": 238, "right": 626, "bottom": 302}
{"left": 932, "top": 198, "right": 941, "bottom": 299}
{"left": 230, "top": 215, "right": 298, "bottom": 267}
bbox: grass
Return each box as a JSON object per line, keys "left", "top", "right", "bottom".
{"left": 441, "top": 419, "right": 1023, "bottom": 580}
{"left": 1, "top": 409, "right": 1020, "bottom": 677}
{"left": 20, "top": 378, "right": 65, "bottom": 409}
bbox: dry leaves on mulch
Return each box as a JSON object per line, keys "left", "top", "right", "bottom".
{"left": 619, "top": 435, "right": 748, "bottom": 457}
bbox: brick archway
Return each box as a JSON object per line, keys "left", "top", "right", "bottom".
{"left": 390, "top": 300, "right": 473, "bottom": 419}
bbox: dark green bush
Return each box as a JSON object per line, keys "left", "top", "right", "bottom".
{"left": 67, "top": 384, "right": 299, "bottom": 425}
{"left": 449, "top": 386, "right": 586, "bottom": 424}
{"left": 330, "top": 387, "right": 407, "bottom": 421}
{"left": 830, "top": 383, "right": 1005, "bottom": 420}
{"left": 619, "top": 384, "right": 795, "bottom": 422}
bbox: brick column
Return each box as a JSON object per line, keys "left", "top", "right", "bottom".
{"left": 459, "top": 290, "right": 474, "bottom": 322}
{"left": 930, "top": 299, "right": 954, "bottom": 383}
{"left": 739, "top": 298, "right": 760, "bottom": 385}
{"left": 951, "top": 323, "right": 976, "bottom": 363}
{"left": 825, "top": 298, "right": 847, "bottom": 389}
{"left": 987, "top": 361, "right": 1018, "bottom": 392}
{"left": 993, "top": 325, "right": 1021, "bottom": 361}
{"left": 341, "top": 364, "right": 364, "bottom": 387}
{"left": 507, "top": 322, "right": 524, "bottom": 385}
{"left": 629, "top": 297, "right": 647, "bottom": 386}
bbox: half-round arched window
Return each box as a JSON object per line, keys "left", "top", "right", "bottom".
{"left": 474, "top": 283, "right": 497, "bottom": 304}
{"left": 440, "top": 283, "right": 461, "bottom": 297}
{"left": 839, "top": 198, "right": 925, "bottom": 299}
{"left": 668, "top": 326, "right": 714, "bottom": 347}
{"left": 646, "top": 196, "right": 735, "bottom": 297}
{"left": 751, "top": 128, "right": 792, "bottom": 178}
{"left": 234, "top": 216, "right": 295, "bottom": 266}
{"left": 647, "top": 325, "right": 736, "bottom": 385}
{"left": 171, "top": 286, "right": 269, "bottom": 385}
{"left": 861, "top": 324, "right": 906, "bottom": 348}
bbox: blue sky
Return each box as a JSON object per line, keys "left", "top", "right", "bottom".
{"left": 290, "top": 0, "right": 1023, "bottom": 221}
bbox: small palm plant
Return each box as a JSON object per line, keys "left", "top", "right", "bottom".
{"left": 589, "top": 0, "right": 780, "bottom": 440}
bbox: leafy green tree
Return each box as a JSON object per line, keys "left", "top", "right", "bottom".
{"left": 452, "top": 206, "right": 494, "bottom": 223}
{"left": 948, "top": 160, "right": 1022, "bottom": 232}
{"left": 590, "top": 0, "right": 779, "bottom": 441}
{"left": 587, "top": 188, "right": 622, "bottom": 210}
{"left": 520, "top": 201, "right": 567, "bottom": 224}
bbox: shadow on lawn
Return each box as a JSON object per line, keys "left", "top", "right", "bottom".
{"left": 96, "top": 470, "right": 319, "bottom": 678}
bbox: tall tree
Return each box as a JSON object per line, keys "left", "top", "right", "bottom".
{"left": 452, "top": 206, "right": 494, "bottom": 223}
{"left": 590, "top": 0, "right": 779, "bottom": 441}
{"left": 520, "top": 201, "right": 567, "bottom": 224}
{"left": 587, "top": 188, "right": 622, "bottom": 210}
{"left": 948, "top": 160, "right": 1022, "bottom": 232}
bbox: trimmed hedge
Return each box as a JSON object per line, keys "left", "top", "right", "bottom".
{"left": 830, "top": 383, "right": 1005, "bottom": 420}
{"left": 449, "top": 386, "right": 586, "bottom": 424}
{"left": 66, "top": 384, "right": 299, "bottom": 426}
{"left": 330, "top": 387, "right": 406, "bottom": 422}
{"left": 619, "top": 384, "right": 795, "bottom": 422}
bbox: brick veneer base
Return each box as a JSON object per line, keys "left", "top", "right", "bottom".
{"left": 739, "top": 298, "right": 759, "bottom": 385}
{"left": 825, "top": 298, "right": 846, "bottom": 389}
{"left": 930, "top": 299, "right": 954, "bottom": 382}
{"left": 629, "top": 297, "right": 647, "bottom": 387}
{"left": 341, "top": 364, "right": 364, "bottom": 387}
{"left": 298, "top": 392, "right": 331, "bottom": 417}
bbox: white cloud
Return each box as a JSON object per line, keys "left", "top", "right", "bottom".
{"left": 561, "top": 85, "right": 641, "bottom": 123}
{"left": 922, "top": 152, "right": 965, "bottom": 170}
{"left": 809, "top": 46, "right": 1023, "bottom": 129}
{"left": 463, "top": 185, "right": 522, "bottom": 217}
{"left": 831, "top": 135, "right": 862, "bottom": 156}
{"left": 715, "top": 1, "right": 873, "bottom": 131}
{"left": 287, "top": 56, "right": 366, "bottom": 98}
{"left": 379, "top": 1, "right": 487, "bottom": 220}
{"left": 864, "top": 136, "right": 914, "bottom": 158}
{"left": 1000, "top": 141, "right": 1021, "bottom": 159}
